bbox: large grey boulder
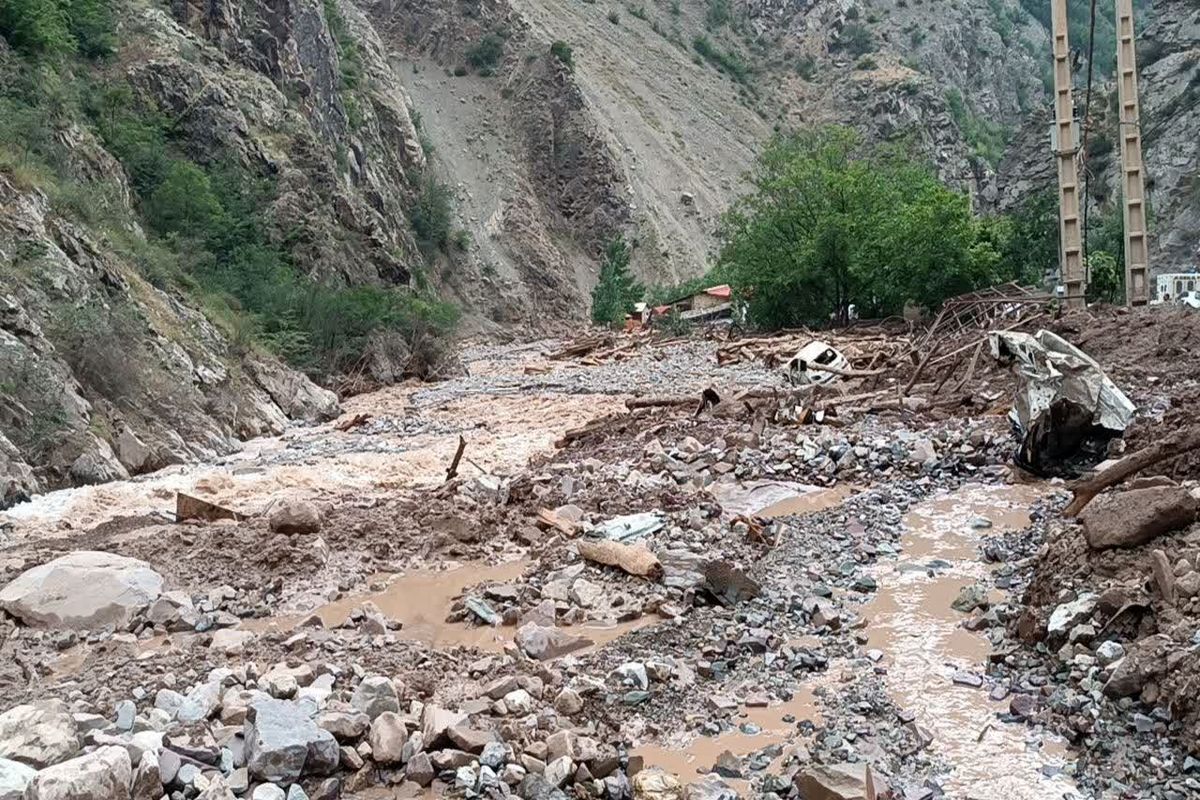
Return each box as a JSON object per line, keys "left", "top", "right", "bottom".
{"left": 244, "top": 699, "right": 339, "bottom": 784}
{"left": 349, "top": 675, "right": 399, "bottom": 719}
{"left": 0, "top": 701, "right": 80, "bottom": 768}
{"left": 0, "top": 551, "right": 163, "bottom": 630}
{"left": 1080, "top": 487, "right": 1198, "bottom": 550}
{"left": 24, "top": 745, "right": 132, "bottom": 800}
{"left": 0, "top": 758, "right": 36, "bottom": 800}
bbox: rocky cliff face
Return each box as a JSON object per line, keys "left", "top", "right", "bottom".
{"left": 1140, "top": 0, "right": 1200, "bottom": 271}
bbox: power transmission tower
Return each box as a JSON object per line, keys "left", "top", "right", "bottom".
{"left": 1115, "top": 0, "right": 1150, "bottom": 305}
{"left": 1051, "top": 0, "right": 1086, "bottom": 307}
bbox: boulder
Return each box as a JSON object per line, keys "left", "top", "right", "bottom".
{"left": 684, "top": 775, "right": 738, "bottom": 800}
{"left": 268, "top": 500, "right": 322, "bottom": 535}
{"left": 245, "top": 356, "right": 340, "bottom": 423}
{"left": 405, "top": 751, "right": 435, "bottom": 786}
{"left": 0, "top": 551, "right": 164, "bottom": 630}
{"left": 1080, "top": 487, "right": 1197, "bottom": 550}
{"left": 794, "top": 763, "right": 877, "bottom": 800}
{"left": 367, "top": 712, "right": 407, "bottom": 764}
{"left": 515, "top": 623, "right": 592, "bottom": 661}
{"left": 1103, "top": 634, "right": 1173, "bottom": 698}
{"left": 24, "top": 745, "right": 132, "bottom": 800}
{"left": 244, "top": 699, "right": 339, "bottom": 784}
{"left": 0, "top": 701, "right": 80, "bottom": 767}
{"left": 316, "top": 711, "right": 369, "bottom": 742}
{"left": 131, "top": 751, "right": 162, "bottom": 800}
{"left": 420, "top": 705, "right": 467, "bottom": 747}
{"left": 350, "top": 675, "right": 399, "bottom": 719}
{"left": 632, "top": 768, "right": 683, "bottom": 800}
{"left": 0, "top": 758, "right": 36, "bottom": 800}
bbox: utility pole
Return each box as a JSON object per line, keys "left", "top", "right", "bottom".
{"left": 1050, "top": 0, "right": 1086, "bottom": 307}
{"left": 1115, "top": 0, "right": 1150, "bottom": 305}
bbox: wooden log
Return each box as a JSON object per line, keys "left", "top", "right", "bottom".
{"left": 1063, "top": 427, "right": 1200, "bottom": 516}
{"left": 445, "top": 435, "right": 467, "bottom": 481}
{"left": 576, "top": 538, "right": 663, "bottom": 579}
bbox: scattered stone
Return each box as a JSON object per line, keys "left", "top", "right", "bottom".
{"left": 0, "top": 758, "right": 37, "bottom": 800}
{"left": 1046, "top": 594, "right": 1097, "bottom": 637}
{"left": 515, "top": 623, "right": 592, "bottom": 660}
{"left": 795, "top": 762, "right": 877, "bottom": 800}
{"left": 553, "top": 689, "right": 583, "bottom": 716}
{"left": 951, "top": 584, "right": 988, "bottom": 613}
{"left": 368, "top": 713, "right": 408, "bottom": 764}
{"left": 350, "top": 676, "right": 400, "bottom": 720}
{"left": 632, "top": 768, "right": 683, "bottom": 800}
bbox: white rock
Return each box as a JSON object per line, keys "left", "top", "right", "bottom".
{"left": 502, "top": 689, "right": 534, "bottom": 716}
{"left": 0, "top": 551, "right": 163, "bottom": 630}
{"left": 252, "top": 785, "right": 286, "bottom": 800}
{"left": 0, "top": 758, "right": 37, "bottom": 800}
{"left": 24, "top": 745, "right": 131, "bottom": 800}
{"left": 1047, "top": 593, "right": 1098, "bottom": 636}
{"left": 0, "top": 701, "right": 80, "bottom": 768}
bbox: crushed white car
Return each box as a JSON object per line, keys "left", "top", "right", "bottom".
{"left": 786, "top": 341, "right": 849, "bottom": 386}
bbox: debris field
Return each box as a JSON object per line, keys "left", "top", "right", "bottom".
{"left": 2, "top": 305, "right": 1199, "bottom": 800}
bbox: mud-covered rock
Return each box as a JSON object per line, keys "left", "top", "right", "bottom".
{"left": 1079, "top": 487, "right": 1197, "bottom": 550}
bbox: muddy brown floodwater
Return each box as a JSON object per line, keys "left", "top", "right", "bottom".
{"left": 862, "top": 483, "right": 1078, "bottom": 799}
{"left": 246, "top": 559, "right": 659, "bottom": 652}
{"left": 0, "top": 387, "right": 624, "bottom": 544}
{"left": 634, "top": 683, "right": 824, "bottom": 791}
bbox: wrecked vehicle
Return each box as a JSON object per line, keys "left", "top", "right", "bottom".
{"left": 786, "top": 341, "right": 849, "bottom": 386}
{"left": 990, "top": 329, "right": 1136, "bottom": 477}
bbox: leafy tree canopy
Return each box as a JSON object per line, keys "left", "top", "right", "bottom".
{"left": 715, "top": 126, "right": 1031, "bottom": 328}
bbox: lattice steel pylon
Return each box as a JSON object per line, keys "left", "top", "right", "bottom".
{"left": 1115, "top": 0, "right": 1150, "bottom": 305}
{"left": 1051, "top": 0, "right": 1086, "bottom": 307}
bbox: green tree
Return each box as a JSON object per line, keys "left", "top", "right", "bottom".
{"left": 410, "top": 174, "right": 454, "bottom": 251}
{"left": 1086, "top": 251, "right": 1123, "bottom": 303}
{"left": 550, "top": 40, "right": 574, "bottom": 71}
{"left": 716, "top": 126, "right": 1009, "bottom": 328}
{"left": 591, "top": 235, "right": 643, "bottom": 326}
{"left": 147, "top": 161, "right": 223, "bottom": 237}
{"left": 66, "top": 0, "right": 115, "bottom": 58}
{"left": 0, "top": 0, "right": 74, "bottom": 58}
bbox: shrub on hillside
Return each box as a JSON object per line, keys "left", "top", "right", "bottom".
{"left": 466, "top": 33, "right": 505, "bottom": 74}
{"left": 833, "top": 21, "right": 875, "bottom": 56}
{"left": 550, "top": 40, "right": 574, "bottom": 71}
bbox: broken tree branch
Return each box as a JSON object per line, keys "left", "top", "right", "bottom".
{"left": 1063, "top": 427, "right": 1200, "bottom": 516}
{"left": 445, "top": 435, "right": 467, "bottom": 482}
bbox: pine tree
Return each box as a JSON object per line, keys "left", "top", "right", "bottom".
{"left": 590, "top": 235, "right": 644, "bottom": 326}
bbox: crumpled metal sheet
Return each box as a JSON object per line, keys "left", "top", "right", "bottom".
{"left": 990, "top": 329, "right": 1135, "bottom": 431}
{"left": 592, "top": 511, "right": 665, "bottom": 542}
{"left": 990, "top": 329, "right": 1136, "bottom": 474}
